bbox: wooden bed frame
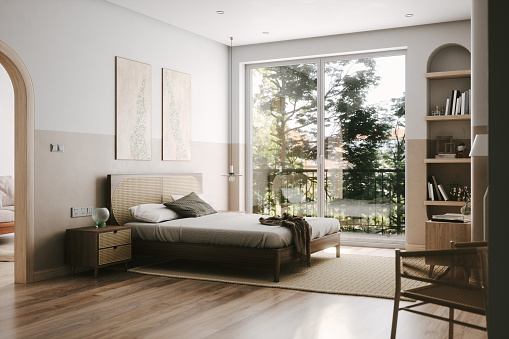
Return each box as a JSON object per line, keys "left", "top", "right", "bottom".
{"left": 108, "top": 174, "right": 340, "bottom": 282}
{"left": 0, "top": 222, "right": 14, "bottom": 235}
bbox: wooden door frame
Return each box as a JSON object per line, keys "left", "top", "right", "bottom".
{"left": 0, "top": 40, "right": 35, "bottom": 283}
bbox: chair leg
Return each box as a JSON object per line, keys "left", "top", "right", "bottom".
{"left": 391, "top": 293, "right": 400, "bottom": 339}
{"left": 449, "top": 307, "right": 454, "bottom": 339}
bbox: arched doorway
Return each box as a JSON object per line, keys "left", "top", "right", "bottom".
{"left": 0, "top": 40, "right": 35, "bottom": 283}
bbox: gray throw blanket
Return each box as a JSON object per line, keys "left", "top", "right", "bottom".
{"left": 259, "top": 213, "right": 312, "bottom": 266}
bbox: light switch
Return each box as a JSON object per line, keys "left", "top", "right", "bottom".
{"left": 50, "top": 144, "right": 58, "bottom": 152}
{"left": 58, "top": 144, "right": 64, "bottom": 152}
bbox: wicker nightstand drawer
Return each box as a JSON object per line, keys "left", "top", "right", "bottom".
{"left": 99, "top": 229, "right": 131, "bottom": 249}
{"left": 98, "top": 244, "right": 131, "bottom": 265}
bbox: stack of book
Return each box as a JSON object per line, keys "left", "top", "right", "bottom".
{"left": 431, "top": 213, "right": 469, "bottom": 223}
{"left": 427, "top": 175, "right": 449, "bottom": 201}
{"left": 444, "top": 89, "right": 471, "bottom": 115}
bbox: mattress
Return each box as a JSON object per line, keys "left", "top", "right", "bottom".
{"left": 126, "top": 212, "right": 340, "bottom": 249}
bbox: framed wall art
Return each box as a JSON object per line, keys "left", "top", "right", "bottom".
{"left": 115, "top": 56, "right": 152, "bottom": 160}
{"left": 162, "top": 68, "right": 191, "bottom": 161}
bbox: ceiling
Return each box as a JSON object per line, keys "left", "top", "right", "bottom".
{"left": 106, "top": 0, "right": 471, "bottom": 46}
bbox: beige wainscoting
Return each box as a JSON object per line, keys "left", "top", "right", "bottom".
{"left": 405, "top": 139, "right": 428, "bottom": 250}
{"left": 33, "top": 130, "right": 228, "bottom": 280}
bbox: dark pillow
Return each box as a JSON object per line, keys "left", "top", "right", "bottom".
{"left": 164, "top": 192, "right": 216, "bottom": 218}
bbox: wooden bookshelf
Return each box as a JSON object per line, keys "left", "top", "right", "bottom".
{"left": 424, "top": 200, "right": 467, "bottom": 207}
{"left": 424, "top": 46, "right": 471, "bottom": 222}
{"left": 425, "top": 70, "right": 471, "bottom": 79}
{"left": 424, "top": 158, "right": 471, "bottom": 164}
{"left": 425, "top": 115, "right": 471, "bottom": 121}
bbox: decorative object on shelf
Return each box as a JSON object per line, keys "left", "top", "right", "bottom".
{"left": 223, "top": 36, "right": 241, "bottom": 183}
{"left": 449, "top": 184, "right": 470, "bottom": 202}
{"left": 460, "top": 199, "right": 471, "bottom": 215}
{"left": 431, "top": 105, "right": 442, "bottom": 116}
{"left": 115, "top": 57, "right": 152, "bottom": 160}
{"left": 162, "top": 68, "right": 191, "bottom": 161}
{"left": 436, "top": 136, "right": 454, "bottom": 155}
{"left": 457, "top": 142, "right": 466, "bottom": 158}
{"left": 92, "top": 207, "right": 110, "bottom": 228}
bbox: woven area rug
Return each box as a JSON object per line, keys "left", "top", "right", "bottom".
{"left": 0, "top": 234, "right": 14, "bottom": 262}
{"left": 128, "top": 252, "right": 422, "bottom": 300}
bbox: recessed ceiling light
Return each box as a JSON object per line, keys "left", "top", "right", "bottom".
{"left": 262, "top": 32, "right": 270, "bottom": 35}
{"left": 405, "top": 13, "right": 413, "bottom": 17}
{"left": 216, "top": 10, "right": 224, "bottom": 14}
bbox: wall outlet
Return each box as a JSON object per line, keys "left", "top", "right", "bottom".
{"left": 79, "top": 207, "right": 87, "bottom": 216}
{"left": 71, "top": 207, "right": 80, "bottom": 218}
{"left": 72, "top": 206, "right": 93, "bottom": 218}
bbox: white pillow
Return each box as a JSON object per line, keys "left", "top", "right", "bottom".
{"left": 0, "top": 176, "right": 14, "bottom": 206}
{"left": 0, "top": 191, "right": 4, "bottom": 208}
{"left": 129, "top": 204, "right": 179, "bottom": 223}
{"left": 280, "top": 187, "right": 305, "bottom": 204}
{"left": 171, "top": 193, "right": 214, "bottom": 204}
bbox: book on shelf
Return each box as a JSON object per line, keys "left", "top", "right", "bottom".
{"left": 435, "top": 153, "right": 456, "bottom": 159}
{"left": 431, "top": 213, "right": 466, "bottom": 223}
{"left": 428, "top": 182, "right": 434, "bottom": 201}
{"left": 445, "top": 89, "right": 471, "bottom": 115}
{"left": 431, "top": 176, "right": 443, "bottom": 201}
{"left": 450, "top": 90, "right": 458, "bottom": 115}
{"left": 438, "top": 184, "right": 449, "bottom": 200}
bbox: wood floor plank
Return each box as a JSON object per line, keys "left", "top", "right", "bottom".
{"left": 0, "top": 246, "right": 487, "bottom": 338}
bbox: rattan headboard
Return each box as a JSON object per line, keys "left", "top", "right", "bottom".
{"left": 108, "top": 173, "right": 202, "bottom": 225}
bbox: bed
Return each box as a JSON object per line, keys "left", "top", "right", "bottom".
{"left": 0, "top": 176, "right": 15, "bottom": 235}
{"left": 108, "top": 173, "right": 340, "bottom": 282}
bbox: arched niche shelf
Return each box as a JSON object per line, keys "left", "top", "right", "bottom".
{"left": 427, "top": 43, "right": 471, "bottom": 73}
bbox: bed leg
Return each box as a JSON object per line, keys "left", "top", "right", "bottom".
{"left": 274, "top": 252, "right": 281, "bottom": 283}
{"left": 336, "top": 244, "right": 340, "bottom": 258}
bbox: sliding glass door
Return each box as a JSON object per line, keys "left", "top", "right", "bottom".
{"left": 250, "top": 62, "right": 318, "bottom": 216}
{"left": 248, "top": 53, "right": 405, "bottom": 236}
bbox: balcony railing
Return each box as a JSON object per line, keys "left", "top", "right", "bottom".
{"left": 252, "top": 168, "right": 405, "bottom": 235}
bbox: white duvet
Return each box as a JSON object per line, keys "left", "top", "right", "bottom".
{"left": 0, "top": 206, "right": 14, "bottom": 223}
{"left": 126, "top": 212, "right": 340, "bottom": 249}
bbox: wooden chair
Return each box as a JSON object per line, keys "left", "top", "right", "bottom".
{"left": 391, "top": 242, "right": 488, "bottom": 338}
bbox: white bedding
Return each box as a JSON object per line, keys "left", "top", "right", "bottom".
{"left": 0, "top": 208, "right": 14, "bottom": 223}
{"left": 126, "top": 212, "right": 340, "bottom": 249}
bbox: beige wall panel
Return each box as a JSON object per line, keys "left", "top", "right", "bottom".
{"left": 405, "top": 139, "right": 428, "bottom": 249}
{"left": 34, "top": 130, "right": 228, "bottom": 273}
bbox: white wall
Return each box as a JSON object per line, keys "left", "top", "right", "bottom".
{"left": 0, "top": 64, "right": 14, "bottom": 177}
{"left": 0, "top": 0, "right": 229, "bottom": 272}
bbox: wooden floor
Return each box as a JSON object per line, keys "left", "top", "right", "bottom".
{"left": 0, "top": 247, "right": 486, "bottom": 339}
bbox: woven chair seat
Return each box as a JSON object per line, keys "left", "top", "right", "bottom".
{"left": 403, "top": 284, "right": 486, "bottom": 314}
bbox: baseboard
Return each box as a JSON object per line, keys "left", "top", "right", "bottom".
{"left": 33, "top": 265, "right": 69, "bottom": 282}
{"left": 341, "top": 239, "right": 405, "bottom": 249}
{"left": 404, "top": 244, "right": 426, "bottom": 251}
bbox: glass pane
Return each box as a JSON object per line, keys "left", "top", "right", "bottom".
{"left": 251, "top": 63, "right": 318, "bottom": 216}
{"left": 323, "top": 55, "right": 405, "bottom": 235}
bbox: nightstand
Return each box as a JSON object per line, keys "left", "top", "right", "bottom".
{"left": 66, "top": 225, "right": 132, "bottom": 278}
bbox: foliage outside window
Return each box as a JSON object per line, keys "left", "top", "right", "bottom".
{"left": 251, "top": 55, "right": 405, "bottom": 235}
